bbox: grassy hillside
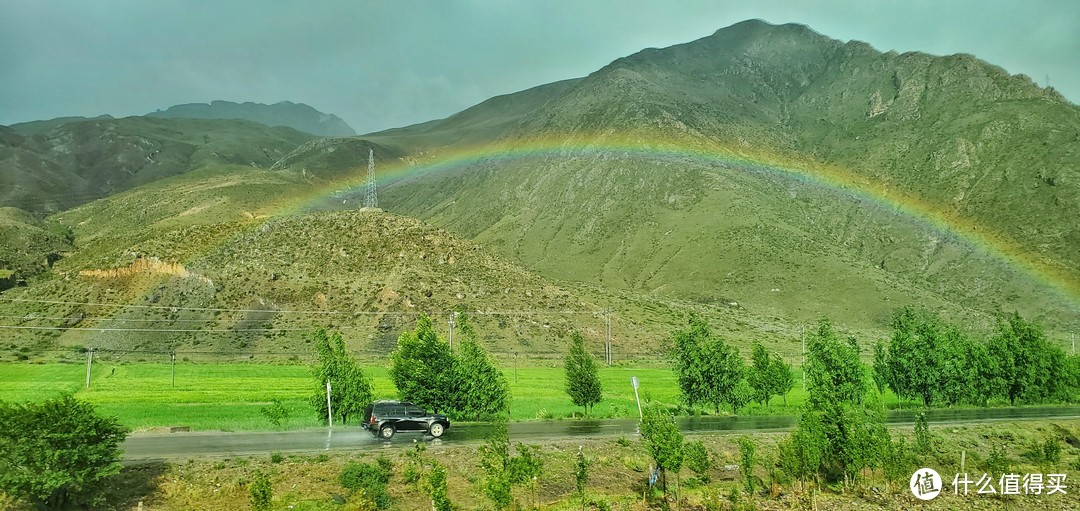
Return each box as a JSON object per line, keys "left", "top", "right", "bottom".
{"left": 1, "top": 159, "right": 834, "bottom": 362}
{"left": 0, "top": 207, "right": 73, "bottom": 287}
{"left": 0, "top": 116, "right": 313, "bottom": 213}
{"left": 0, "top": 162, "right": 613, "bottom": 357}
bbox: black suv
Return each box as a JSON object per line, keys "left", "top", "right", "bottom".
{"left": 362, "top": 400, "right": 450, "bottom": 439}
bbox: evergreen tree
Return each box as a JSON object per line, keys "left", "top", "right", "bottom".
{"left": 770, "top": 353, "right": 795, "bottom": 406}
{"left": 886, "top": 307, "right": 944, "bottom": 407}
{"left": 671, "top": 314, "right": 710, "bottom": 408}
{"left": 451, "top": 312, "right": 510, "bottom": 421}
{"left": 311, "top": 328, "right": 373, "bottom": 425}
{"left": 701, "top": 335, "right": 744, "bottom": 413}
{"left": 564, "top": 331, "right": 603, "bottom": 416}
{"left": 748, "top": 342, "right": 794, "bottom": 408}
{"left": 780, "top": 318, "right": 889, "bottom": 485}
{"left": 389, "top": 314, "right": 456, "bottom": 413}
{"left": 671, "top": 315, "right": 744, "bottom": 413}
{"left": 748, "top": 342, "right": 772, "bottom": 407}
{"left": 871, "top": 341, "right": 889, "bottom": 396}
{"left": 989, "top": 313, "right": 1067, "bottom": 405}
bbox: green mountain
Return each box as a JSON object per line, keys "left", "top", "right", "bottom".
{"left": 296, "top": 20, "right": 1079, "bottom": 339}
{"left": 8, "top": 115, "right": 115, "bottom": 136}
{"left": 3, "top": 19, "right": 1077, "bottom": 360}
{"left": 0, "top": 117, "right": 313, "bottom": 214}
{"left": 147, "top": 100, "right": 357, "bottom": 137}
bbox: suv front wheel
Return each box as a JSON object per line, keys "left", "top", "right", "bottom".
{"left": 378, "top": 424, "right": 396, "bottom": 439}
{"left": 428, "top": 423, "right": 445, "bottom": 438}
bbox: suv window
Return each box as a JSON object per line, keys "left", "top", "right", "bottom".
{"left": 405, "top": 405, "right": 425, "bottom": 416}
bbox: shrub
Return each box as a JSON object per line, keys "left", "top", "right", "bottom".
{"left": 685, "top": 440, "right": 711, "bottom": 482}
{"left": 249, "top": 471, "right": 272, "bottom": 511}
{"left": 0, "top": 395, "right": 128, "bottom": 510}
{"left": 260, "top": 399, "right": 290, "bottom": 427}
{"left": 914, "top": 412, "right": 932, "bottom": 454}
{"left": 983, "top": 444, "right": 1011, "bottom": 477}
{"left": 737, "top": 436, "right": 756, "bottom": 494}
{"left": 427, "top": 461, "right": 453, "bottom": 511}
{"left": 340, "top": 461, "right": 391, "bottom": 509}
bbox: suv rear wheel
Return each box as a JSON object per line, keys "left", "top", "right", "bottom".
{"left": 379, "top": 424, "right": 396, "bottom": 439}
{"left": 428, "top": 423, "right": 445, "bottom": 438}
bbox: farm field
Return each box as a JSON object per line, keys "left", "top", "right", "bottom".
{"left": 0, "top": 362, "right": 713, "bottom": 431}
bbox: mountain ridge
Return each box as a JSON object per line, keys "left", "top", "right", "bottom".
{"left": 148, "top": 100, "right": 357, "bottom": 137}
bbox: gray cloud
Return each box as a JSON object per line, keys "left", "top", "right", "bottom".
{"left": 1, "top": 0, "right": 1076, "bottom": 134}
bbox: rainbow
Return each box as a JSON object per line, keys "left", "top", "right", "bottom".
{"left": 277, "top": 132, "right": 1080, "bottom": 309}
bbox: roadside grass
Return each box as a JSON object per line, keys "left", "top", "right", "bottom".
{"left": 55, "top": 419, "right": 1080, "bottom": 511}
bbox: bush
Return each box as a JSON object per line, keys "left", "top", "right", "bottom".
{"left": 1025, "top": 437, "right": 1062, "bottom": 466}
{"left": 914, "top": 412, "right": 932, "bottom": 454}
{"left": 737, "top": 436, "right": 756, "bottom": 494}
{"left": 249, "top": 471, "right": 273, "bottom": 511}
{"left": 260, "top": 399, "right": 291, "bottom": 427}
{"left": 427, "top": 461, "right": 453, "bottom": 511}
{"left": 0, "top": 395, "right": 128, "bottom": 510}
{"left": 685, "top": 440, "right": 711, "bottom": 482}
{"left": 340, "top": 460, "right": 391, "bottom": 509}
{"left": 983, "top": 443, "right": 1011, "bottom": 477}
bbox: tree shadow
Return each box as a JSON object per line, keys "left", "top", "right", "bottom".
{"left": 103, "top": 460, "right": 169, "bottom": 510}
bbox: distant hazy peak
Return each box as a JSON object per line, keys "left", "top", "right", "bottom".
{"left": 147, "top": 100, "right": 357, "bottom": 137}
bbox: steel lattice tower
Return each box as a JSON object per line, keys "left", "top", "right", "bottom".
{"left": 363, "top": 148, "right": 378, "bottom": 208}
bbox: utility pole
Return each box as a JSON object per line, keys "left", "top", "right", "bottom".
{"left": 85, "top": 347, "right": 94, "bottom": 389}
{"left": 605, "top": 309, "right": 612, "bottom": 366}
{"left": 326, "top": 380, "right": 333, "bottom": 428}
{"left": 800, "top": 326, "right": 805, "bottom": 391}
{"left": 448, "top": 312, "right": 457, "bottom": 351}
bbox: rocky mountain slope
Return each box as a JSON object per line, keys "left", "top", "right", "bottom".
{"left": 289, "top": 20, "right": 1079, "bottom": 337}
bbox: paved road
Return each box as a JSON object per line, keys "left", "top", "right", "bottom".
{"left": 123, "top": 406, "right": 1080, "bottom": 461}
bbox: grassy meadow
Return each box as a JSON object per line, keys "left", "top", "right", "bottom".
{"left": 0, "top": 361, "right": 822, "bottom": 431}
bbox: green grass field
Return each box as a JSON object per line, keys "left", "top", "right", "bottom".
{"left": 0, "top": 361, "right": 845, "bottom": 431}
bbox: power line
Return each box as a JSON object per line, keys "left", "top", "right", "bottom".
{"left": 0, "top": 297, "right": 604, "bottom": 316}
{"left": 0, "top": 325, "right": 315, "bottom": 333}
{"left": 0, "top": 297, "right": 347, "bottom": 314}
{"left": 0, "top": 314, "right": 260, "bottom": 323}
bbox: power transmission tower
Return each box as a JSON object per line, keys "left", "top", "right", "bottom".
{"left": 363, "top": 149, "right": 378, "bottom": 208}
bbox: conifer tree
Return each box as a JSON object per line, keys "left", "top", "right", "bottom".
{"left": 565, "top": 331, "right": 603, "bottom": 416}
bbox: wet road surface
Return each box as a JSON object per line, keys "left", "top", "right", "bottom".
{"left": 123, "top": 405, "right": 1080, "bottom": 461}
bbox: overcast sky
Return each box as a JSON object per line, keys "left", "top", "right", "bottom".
{"left": 2, "top": 0, "right": 1077, "bottom": 134}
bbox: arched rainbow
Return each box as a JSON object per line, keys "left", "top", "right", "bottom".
{"left": 276, "top": 133, "right": 1080, "bottom": 310}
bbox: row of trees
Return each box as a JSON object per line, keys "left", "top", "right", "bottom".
{"left": 873, "top": 307, "right": 1078, "bottom": 407}
{"left": 310, "top": 312, "right": 511, "bottom": 424}
{"left": 779, "top": 318, "right": 890, "bottom": 485}
{"left": 671, "top": 315, "right": 794, "bottom": 414}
